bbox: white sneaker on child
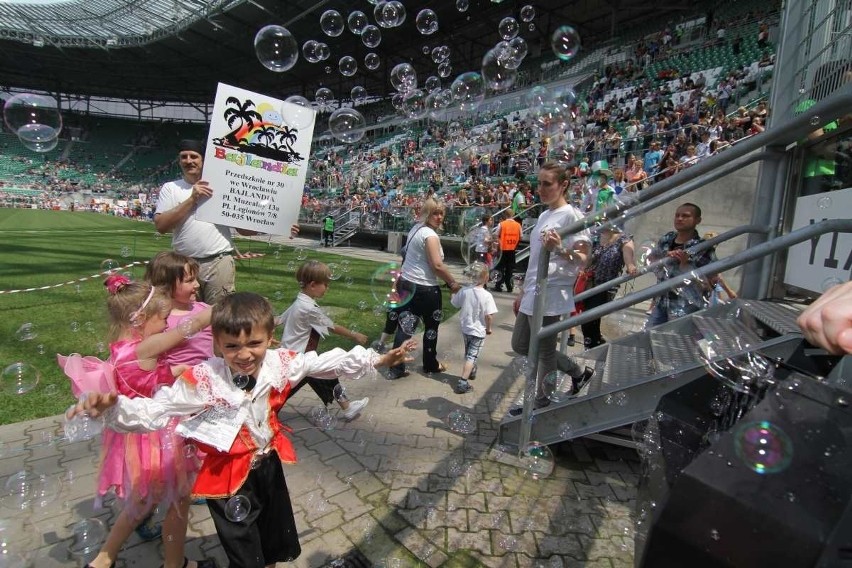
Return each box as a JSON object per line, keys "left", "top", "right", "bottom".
{"left": 342, "top": 397, "right": 369, "bottom": 421}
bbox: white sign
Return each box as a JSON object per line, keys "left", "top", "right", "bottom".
{"left": 196, "top": 82, "right": 316, "bottom": 235}
{"left": 784, "top": 187, "right": 852, "bottom": 293}
{"left": 176, "top": 403, "right": 248, "bottom": 453}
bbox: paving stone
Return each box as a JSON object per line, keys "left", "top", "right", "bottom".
{"left": 447, "top": 527, "right": 493, "bottom": 556}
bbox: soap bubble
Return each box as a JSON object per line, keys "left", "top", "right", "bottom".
{"left": 101, "top": 258, "right": 119, "bottom": 272}
{"left": 552, "top": 25, "right": 581, "bottom": 61}
{"left": 426, "top": 89, "right": 452, "bottom": 119}
{"left": 332, "top": 383, "right": 348, "bottom": 402}
{"left": 315, "top": 42, "right": 331, "bottom": 61}
{"left": 506, "top": 37, "right": 528, "bottom": 68}
{"left": 14, "top": 323, "right": 37, "bottom": 342}
{"left": 431, "top": 45, "right": 451, "bottom": 64}
{"left": 1, "top": 362, "right": 40, "bottom": 395}
{"left": 482, "top": 47, "right": 518, "bottom": 91}
{"left": 637, "top": 240, "right": 656, "bottom": 267}
{"left": 302, "top": 39, "right": 320, "bottom": 63}
{"left": 519, "top": 441, "right": 555, "bottom": 479}
{"left": 456, "top": 0, "right": 469, "bottom": 12}
{"left": 224, "top": 495, "right": 251, "bottom": 522}
{"left": 347, "top": 11, "right": 368, "bottom": 34}
{"left": 451, "top": 71, "right": 486, "bottom": 111}
{"left": 498, "top": 17, "right": 519, "bottom": 40}
{"left": 822, "top": 277, "right": 843, "bottom": 292}
{"left": 309, "top": 406, "right": 338, "bottom": 431}
{"left": 67, "top": 518, "right": 107, "bottom": 560}
{"left": 364, "top": 52, "right": 380, "bottom": 70}
{"left": 438, "top": 62, "right": 452, "bottom": 79}
{"left": 324, "top": 65, "right": 332, "bottom": 74}
{"left": 314, "top": 87, "right": 334, "bottom": 110}
{"left": 283, "top": 95, "right": 315, "bottom": 130}
{"left": 424, "top": 75, "right": 441, "bottom": 93}
{"left": 542, "top": 371, "right": 571, "bottom": 403}
{"left": 3, "top": 93, "right": 62, "bottom": 150}
{"left": 361, "top": 24, "right": 381, "bottom": 48}
{"left": 320, "top": 10, "right": 344, "bottom": 37}
{"left": 338, "top": 55, "right": 358, "bottom": 77}
{"left": 63, "top": 395, "right": 105, "bottom": 442}
{"left": 398, "top": 311, "right": 420, "bottom": 335}
{"left": 328, "top": 107, "right": 367, "bottom": 144}
{"left": 446, "top": 409, "right": 476, "bottom": 434}
{"left": 390, "top": 63, "right": 418, "bottom": 93}
{"left": 254, "top": 25, "right": 298, "bottom": 72}
{"left": 351, "top": 85, "right": 368, "bottom": 104}
{"left": 376, "top": 1, "right": 405, "bottom": 27}
{"left": 371, "top": 263, "right": 414, "bottom": 308}
{"left": 734, "top": 420, "right": 793, "bottom": 475}
{"left": 401, "top": 89, "right": 427, "bottom": 120}
{"left": 425, "top": 329, "right": 437, "bottom": 340}
{"left": 415, "top": 9, "right": 439, "bottom": 35}
{"left": 432, "top": 310, "right": 444, "bottom": 321}
{"left": 817, "top": 196, "right": 832, "bottom": 209}
{"left": 520, "top": 5, "right": 536, "bottom": 22}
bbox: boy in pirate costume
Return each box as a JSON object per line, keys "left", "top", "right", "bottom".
{"left": 68, "top": 292, "right": 415, "bottom": 568}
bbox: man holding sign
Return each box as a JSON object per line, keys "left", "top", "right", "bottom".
{"left": 154, "top": 140, "right": 255, "bottom": 305}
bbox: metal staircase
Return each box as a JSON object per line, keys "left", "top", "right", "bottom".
{"left": 331, "top": 207, "right": 360, "bottom": 247}
{"left": 497, "top": 299, "right": 806, "bottom": 450}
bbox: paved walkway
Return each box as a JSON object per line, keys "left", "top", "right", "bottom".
{"left": 0, "top": 237, "right": 641, "bottom": 568}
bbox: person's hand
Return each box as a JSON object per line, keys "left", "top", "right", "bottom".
{"left": 543, "top": 228, "right": 562, "bottom": 252}
{"left": 190, "top": 180, "right": 212, "bottom": 203}
{"left": 171, "top": 364, "right": 189, "bottom": 378}
{"left": 66, "top": 392, "right": 118, "bottom": 420}
{"left": 626, "top": 263, "right": 638, "bottom": 276}
{"left": 377, "top": 339, "right": 417, "bottom": 367}
{"left": 352, "top": 332, "right": 369, "bottom": 345}
{"left": 668, "top": 249, "right": 689, "bottom": 266}
{"left": 290, "top": 224, "right": 300, "bottom": 239}
{"left": 797, "top": 280, "right": 852, "bottom": 355}
{"left": 513, "top": 295, "right": 521, "bottom": 316}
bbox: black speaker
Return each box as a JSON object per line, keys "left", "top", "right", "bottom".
{"left": 637, "top": 352, "right": 852, "bottom": 567}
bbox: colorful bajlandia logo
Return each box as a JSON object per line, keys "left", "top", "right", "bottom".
{"left": 212, "top": 97, "right": 303, "bottom": 163}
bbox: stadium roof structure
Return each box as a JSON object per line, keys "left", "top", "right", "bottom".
{"left": 0, "top": 0, "right": 698, "bottom": 106}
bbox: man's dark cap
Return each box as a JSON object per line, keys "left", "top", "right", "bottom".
{"left": 178, "top": 139, "right": 205, "bottom": 156}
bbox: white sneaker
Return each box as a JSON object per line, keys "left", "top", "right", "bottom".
{"left": 342, "top": 397, "right": 369, "bottom": 421}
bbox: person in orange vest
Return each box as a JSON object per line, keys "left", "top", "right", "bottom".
{"left": 492, "top": 209, "right": 522, "bottom": 293}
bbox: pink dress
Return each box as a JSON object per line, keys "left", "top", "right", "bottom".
{"left": 97, "top": 339, "right": 198, "bottom": 516}
{"left": 164, "top": 302, "right": 213, "bottom": 367}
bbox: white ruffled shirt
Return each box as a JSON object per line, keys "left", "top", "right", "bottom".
{"left": 278, "top": 292, "right": 334, "bottom": 352}
{"left": 105, "top": 347, "right": 378, "bottom": 450}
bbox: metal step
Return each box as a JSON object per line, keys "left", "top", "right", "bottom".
{"left": 497, "top": 299, "right": 806, "bottom": 450}
{"left": 332, "top": 227, "right": 357, "bottom": 246}
{"left": 740, "top": 299, "right": 803, "bottom": 335}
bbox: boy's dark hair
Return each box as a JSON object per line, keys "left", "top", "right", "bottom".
{"left": 145, "top": 251, "right": 199, "bottom": 296}
{"left": 481, "top": 213, "right": 492, "bottom": 223}
{"left": 212, "top": 292, "right": 275, "bottom": 337}
{"left": 679, "top": 202, "right": 702, "bottom": 219}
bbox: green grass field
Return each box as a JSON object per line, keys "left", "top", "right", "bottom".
{"left": 0, "top": 209, "right": 421, "bottom": 424}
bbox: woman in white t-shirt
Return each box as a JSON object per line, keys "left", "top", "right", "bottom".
{"left": 387, "top": 198, "right": 462, "bottom": 379}
{"left": 512, "top": 163, "right": 595, "bottom": 408}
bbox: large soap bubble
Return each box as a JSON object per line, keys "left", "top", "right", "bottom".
{"left": 3, "top": 93, "right": 62, "bottom": 150}
{"left": 338, "top": 55, "right": 358, "bottom": 77}
{"left": 329, "top": 108, "right": 366, "bottom": 144}
{"left": 424, "top": 75, "right": 441, "bottom": 93}
{"left": 320, "top": 10, "right": 344, "bottom": 37}
{"left": 302, "top": 40, "right": 320, "bottom": 63}
{"left": 415, "top": 9, "right": 439, "bottom": 35}
{"left": 401, "top": 89, "right": 427, "bottom": 119}
{"left": 347, "top": 11, "right": 368, "bottom": 34}
{"left": 390, "top": 63, "right": 418, "bottom": 93}
{"left": 451, "top": 72, "right": 485, "bottom": 112}
{"left": 361, "top": 24, "right": 381, "bottom": 48}
{"left": 482, "top": 47, "right": 518, "bottom": 91}
{"left": 364, "top": 52, "right": 380, "bottom": 70}
{"left": 1, "top": 362, "right": 40, "bottom": 395}
{"left": 314, "top": 87, "right": 334, "bottom": 110}
{"left": 254, "top": 25, "right": 298, "bottom": 72}
{"left": 734, "top": 420, "right": 793, "bottom": 475}
{"left": 519, "top": 441, "right": 555, "bottom": 479}
{"left": 350, "top": 85, "right": 368, "bottom": 104}
{"left": 552, "top": 25, "right": 581, "bottom": 61}
{"left": 282, "top": 95, "right": 315, "bottom": 129}
{"left": 520, "top": 5, "right": 536, "bottom": 22}
{"left": 371, "top": 263, "right": 415, "bottom": 309}
{"left": 68, "top": 518, "right": 107, "bottom": 562}
{"left": 431, "top": 45, "right": 450, "bottom": 64}
{"left": 498, "top": 17, "right": 520, "bottom": 40}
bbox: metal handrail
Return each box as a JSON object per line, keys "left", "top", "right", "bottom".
{"left": 517, "top": 84, "right": 852, "bottom": 449}
{"left": 542, "top": 219, "right": 852, "bottom": 336}
{"left": 573, "top": 224, "right": 771, "bottom": 303}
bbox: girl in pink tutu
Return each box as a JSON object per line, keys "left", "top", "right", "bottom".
{"left": 68, "top": 274, "right": 215, "bottom": 568}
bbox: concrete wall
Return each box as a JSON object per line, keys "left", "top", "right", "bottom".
{"left": 625, "top": 155, "right": 762, "bottom": 295}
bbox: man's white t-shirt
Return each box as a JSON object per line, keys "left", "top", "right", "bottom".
{"left": 155, "top": 179, "right": 233, "bottom": 258}
{"left": 451, "top": 286, "right": 497, "bottom": 338}
{"left": 401, "top": 224, "right": 442, "bottom": 286}
{"left": 519, "top": 204, "right": 591, "bottom": 317}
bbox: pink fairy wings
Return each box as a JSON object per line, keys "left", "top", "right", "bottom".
{"left": 56, "top": 353, "right": 116, "bottom": 397}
